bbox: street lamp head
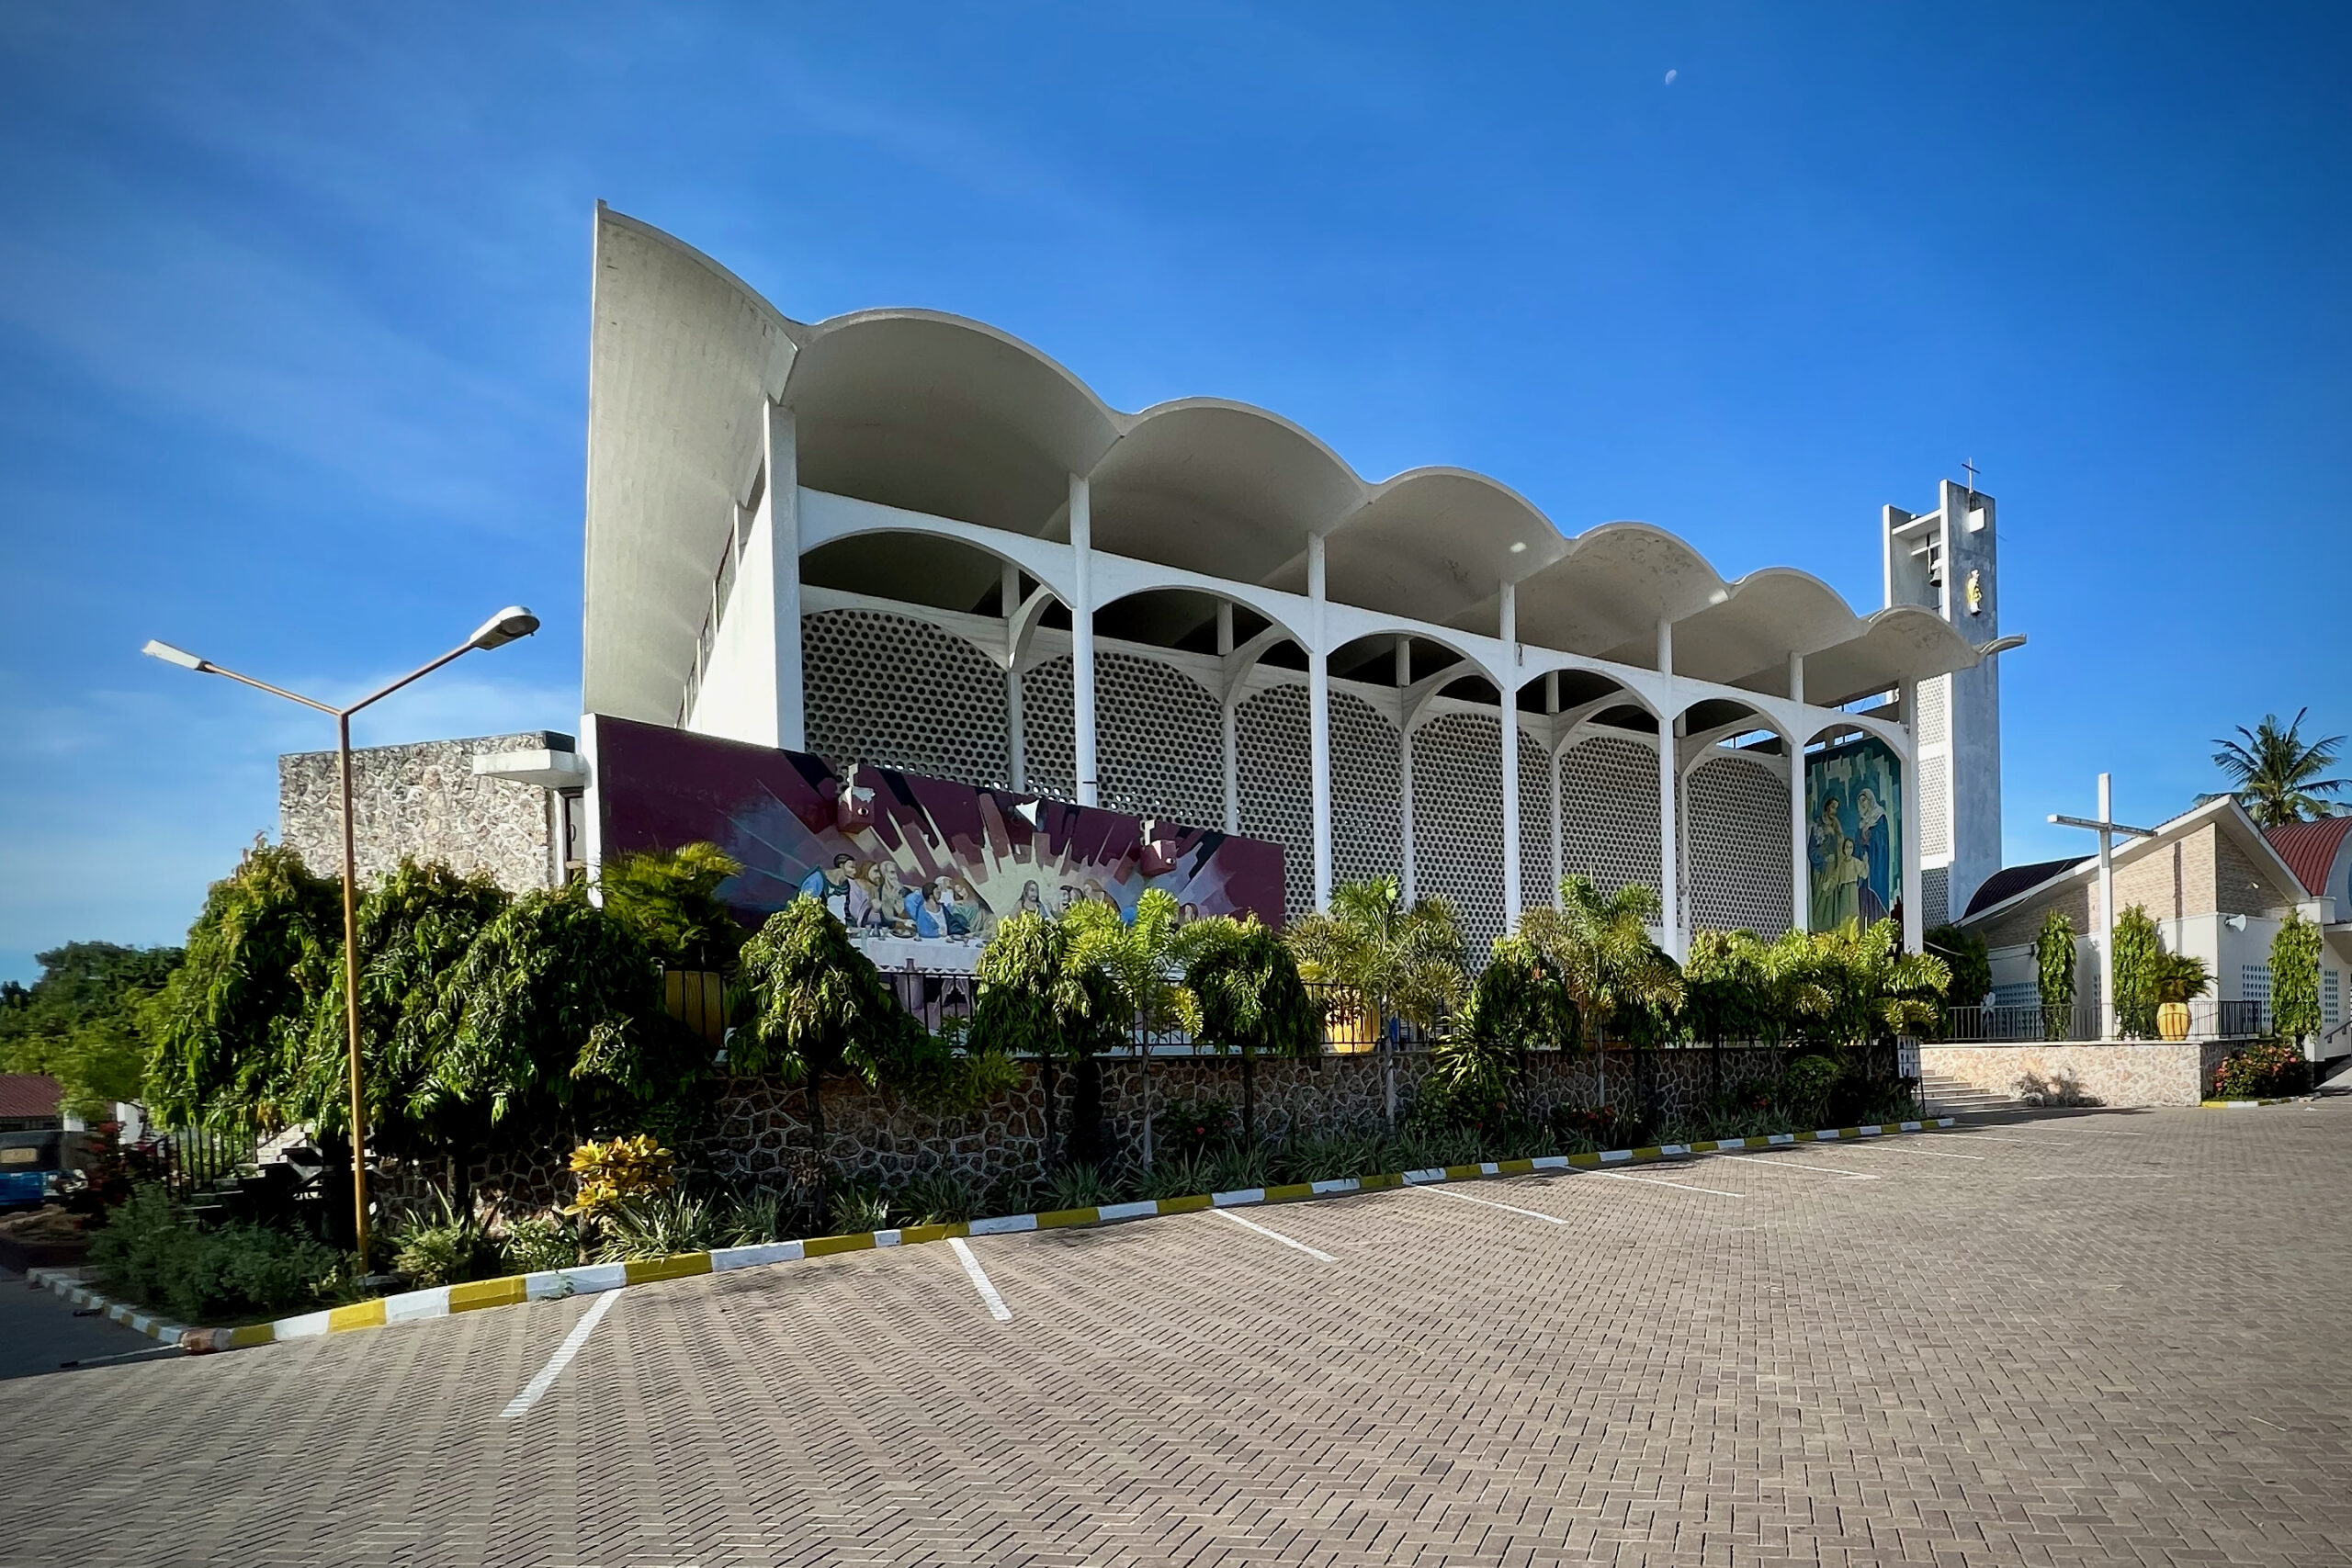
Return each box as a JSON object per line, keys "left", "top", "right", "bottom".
{"left": 467, "top": 606, "right": 541, "bottom": 651}
{"left": 141, "top": 639, "right": 209, "bottom": 671}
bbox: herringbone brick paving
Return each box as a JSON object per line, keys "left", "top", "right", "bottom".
{"left": 6, "top": 1103, "right": 2350, "bottom": 1565}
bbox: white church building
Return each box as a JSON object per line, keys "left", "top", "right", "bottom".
{"left": 566, "top": 204, "right": 2016, "bottom": 956}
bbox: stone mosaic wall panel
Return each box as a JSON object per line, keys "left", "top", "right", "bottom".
{"left": 279, "top": 732, "right": 563, "bottom": 895}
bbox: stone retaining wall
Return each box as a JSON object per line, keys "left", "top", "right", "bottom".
{"left": 691, "top": 1043, "right": 1842, "bottom": 1197}
{"left": 1919, "top": 1041, "right": 2240, "bottom": 1108}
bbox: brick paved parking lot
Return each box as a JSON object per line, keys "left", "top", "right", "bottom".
{"left": 6, "top": 1102, "right": 2351, "bottom": 1567}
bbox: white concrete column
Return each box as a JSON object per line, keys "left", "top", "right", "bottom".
{"left": 1499, "top": 582, "right": 1521, "bottom": 928}
{"left": 1307, "top": 534, "right": 1333, "bottom": 910}
{"left": 1396, "top": 637, "right": 1415, "bottom": 903}
{"left": 1657, "top": 619, "right": 1680, "bottom": 956}
{"left": 1069, "top": 474, "right": 1097, "bottom": 807}
{"left": 2097, "top": 770, "right": 2116, "bottom": 1039}
{"left": 1788, "top": 654, "right": 1807, "bottom": 930}
{"left": 1218, "top": 603, "right": 1238, "bottom": 833}
{"left": 1901, "top": 680, "right": 1925, "bottom": 956}
{"left": 1546, "top": 671, "right": 1563, "bottom": 909}
{"left": 1003, "top": 564, "right": 1025, "bottom": 793}
{"left": 766, "top": 402, "right": 804, "bottom": 751}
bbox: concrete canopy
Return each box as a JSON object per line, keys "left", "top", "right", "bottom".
{"left": 584, "top": 204, "right": 1984, "bottom": 723}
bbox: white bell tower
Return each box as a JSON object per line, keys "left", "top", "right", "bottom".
{"left": 1883, "top": 478, "right": 2004, "bottom": 928}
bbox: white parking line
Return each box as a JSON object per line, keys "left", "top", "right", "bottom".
{"left": 1848, "top": 1145, "right": 1986, "bottom": 1161}
{"left": 1416, "top": 1184, "right": 1567, "bottom": 1224}
{"left": 2024, "top": 1173, "right": 2176, "bottom": 1180}
{"left": 1213, "top": 1207, "right": 1337, "bottom": 1262}
{"left": 1717, "top": 1156, "right": 1881, "bottom": 1180}
{"left": 499, "top": 1289, "right": 619, "bottom": 1421}
{"left": 1594, "top": 1170, "right": 1745, "bottom": 1198}
{"left": 947, "top": 1237, "right": 1013, "bottom": 1321}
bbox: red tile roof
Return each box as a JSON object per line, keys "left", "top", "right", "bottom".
{"left": 2263, "top": 815, "right": 2352, "bottom": 898}
{"left": 0, "top": 1075, "right": 62, "bottom": 1120}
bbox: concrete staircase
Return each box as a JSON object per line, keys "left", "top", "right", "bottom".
{"left": 1919, "top": 1069, "right": 2030, "bottom": 1116}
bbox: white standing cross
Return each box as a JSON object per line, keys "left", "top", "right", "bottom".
{"left": 2048, "top": 773, "right": 2156, "bottom": 1040}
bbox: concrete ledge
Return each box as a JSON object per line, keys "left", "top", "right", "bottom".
{"left": 33, "top": 1117, "right": 1955, "bottom": 1357}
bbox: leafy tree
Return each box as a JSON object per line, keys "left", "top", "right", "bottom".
{"left": 0, "top": 942, "right": 185, "bottom": 1119}
{"left": 285, "top": 860, "right": 511, "bottom": 1159}
{"left": 733, "top": 898, "right": 930, "bottom": 1141}
{"left": 2110, "top": 905, "right": 2161, "bottom": 1040}
{"left": 1283, "top": 875, "right": 1467, "bottom": 1039}
{"left": 427, "top": 885, "right": 705, "bottom": 1139}
{"left": 1180, "top": 916, "right": 1320, "bottom": 1141}
{"left": 966, "top": 909, "right": 1120, "bottom": 1164}
{"left": 145, "top": 843, "right": 344, "bottom": 1133}
{"left": 596, "top": 842, "right": 747, "bottom": 970}
{"left": 2207, "top": 708, "right": 2347, "bottom": 827}
{"left": 2272, "top": 911, "right": 2322, "bottom": 1043}
{"left": 1430, "top": 935, "right": 1576, "bottom": 1121}
{"left": 2034, "top": 910, "right": 2078, "bottom": 1041}
{"left": 1924, "top": 925, "right": 1991, "bottom": 1021}
{"left": 1514, "top": 877, "right": 1684, "bottom": 1047}
{"left": 1060, "top": 889, "right": 1192, "bottom": 1163}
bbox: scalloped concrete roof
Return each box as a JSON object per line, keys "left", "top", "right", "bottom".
{"left": 585, "top": 204, "right": 1982, "bottom": 722}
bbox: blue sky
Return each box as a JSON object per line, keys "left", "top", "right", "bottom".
{"left": 2, "top": 3, "right": 2346, "bottom": 980}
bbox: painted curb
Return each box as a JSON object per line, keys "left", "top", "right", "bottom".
{"left": 2199, "top": 1097, "right": 2305, "bottom": 1109}
{"left": 36, "top": 1116, "right": 1956, "bottom": 1354}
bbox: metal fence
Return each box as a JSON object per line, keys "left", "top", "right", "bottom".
{"left": 1936, "top": 998, "right": 2269, "bottom": 1043}
{"left": 157, "top": 1126, "right": 257, "bottom": 1203}
{"left": 873, "top": 970, "right": 1437, "bottom": 1055}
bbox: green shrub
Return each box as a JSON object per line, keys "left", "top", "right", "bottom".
{"left": 2211, "top": 1041, "right": 2309, "bottom": 1100}
{"left": 1139, "top": 1152, "right": 1216, "bottom": 1201}
{"left": 594, "top": 1191, "right": 723, "bottom": 1261}
{"left": 1274, "top": 1133, "right": 1385, "bottom": 1184}
{"left": 390, "top": 1192, "right": 507, "bottom": 1286}
{"left": 826, "top": 1181, "right": 892, "bottom": 1236}
{"left": 500, "top": 1213, "right": 582, "bottom": 1272}
{"left": 1203, "top": 1145, "right": 1271, "bottom": 1193}
{"left": 1041, "top": 1162, "right": 1122, "bottom": 1212}
{"left": 89, "top": 1185, "right": 341, "bottom": 1324}
{"left": 1151, "top": 1099, "right": 1235, "bottom": 1161}
{"left": 1780, "top": 1054, "right": 1842, "bottom": 1124}
{"left": 1404, "top": 1070, "right": 1513, "bottom": 1138}
{"left": 897, "top": 1168, "right": 984, "bottom": 1225}
{"left": 1387, "top": 1126, "right": 1485, "bottom": 1171}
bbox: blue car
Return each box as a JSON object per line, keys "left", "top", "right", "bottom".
{"left": 0, "top": 1130, "right": 80, "bottom": 1210}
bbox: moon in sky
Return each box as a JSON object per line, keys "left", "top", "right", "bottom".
{"left": 1664, "top": 68, "right": 1678, "bottom": 85}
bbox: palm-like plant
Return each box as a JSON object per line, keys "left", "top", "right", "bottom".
{"left": 1181, "top": 916, "right": 1321, "bottom": 1142}
{"left": 1283, "top": 875, "right": 1468, "bottom": 1039}
{"left": 596, "top": 842, "right": 746, "bottom": 970}
{"left": 2208, "top": 709, "right": 2347, "bottom": 828}
{"left": 732, "top": 898, "right": 929, "bottom": 1141}
{"left": 1513, "top": 877, "right": 1685, "bottom": 1046}
{"left": 1806, "top": 919, "right": 1949, "bottom": 1046}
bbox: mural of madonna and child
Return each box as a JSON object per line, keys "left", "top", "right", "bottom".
{"left": 1804, "top": 736, "right": 1904, "bottom": 932}
{"left": 586, "top": 716, "right": 1285, "bottom": 964}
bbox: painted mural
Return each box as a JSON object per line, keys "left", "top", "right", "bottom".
{"left": 589, "top": 716, "right": 1285, "bottom": 963}
{"left": 1804, "top": 736, "right": 1902, "bottom": 932}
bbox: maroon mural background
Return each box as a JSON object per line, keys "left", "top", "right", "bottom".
{"left": 588, "top": 716, "right": 1285, "bottom": 946}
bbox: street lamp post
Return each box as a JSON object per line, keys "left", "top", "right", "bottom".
{"left": 143, "top": 607, "right": 540, "bottom": 1262}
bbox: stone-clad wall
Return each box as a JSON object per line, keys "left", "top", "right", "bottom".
{"left": 691, "top": 1044, "right": 1826, "bottom": 1197}
{"left": 1919, "top": 1041, "right": 2238, "bottom": 1108}
{"left": 279, "top": 732, "right": 568, "bottom": 894}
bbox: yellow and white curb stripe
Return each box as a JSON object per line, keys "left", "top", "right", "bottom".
{"left": 34, "top": 1116, "right": 1954, "bottom": 1355}
{"left": 2200, "top": 1096, "right": 2304, "bottom": 1109}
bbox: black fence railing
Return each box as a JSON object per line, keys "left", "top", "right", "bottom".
{"left": 157, "top": 1126, "right": 257, "bottom": 1203}
{"left": 1937, "top": 998, "right": 2269, "bottom": 1043}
